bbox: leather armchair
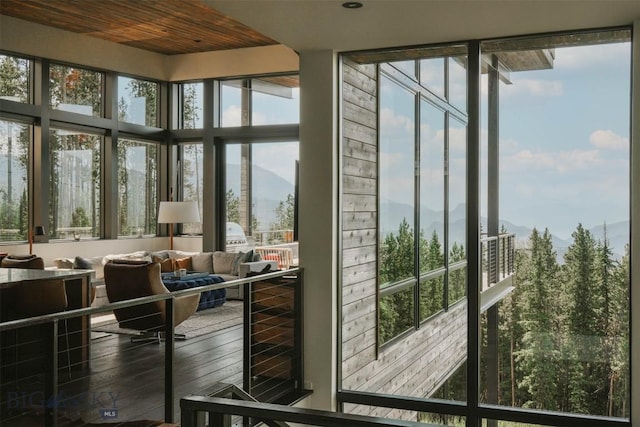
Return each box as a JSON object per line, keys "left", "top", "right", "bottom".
{"left": 1, "top": 254, "right": 45, "bottom": 270}
{"left": 103, "top": 261, "right": 199, "bottom": 341}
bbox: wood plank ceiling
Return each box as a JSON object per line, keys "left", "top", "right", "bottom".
{"left": 0, "top": 0, "right": 278, "bottom": 55}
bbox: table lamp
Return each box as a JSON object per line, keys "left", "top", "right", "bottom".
{"left": 157, "top": 201, "right": 200, "bottom": 250}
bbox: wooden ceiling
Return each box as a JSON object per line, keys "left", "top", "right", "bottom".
{"left": 0, "top": 0, "right": 279, "bottom": 55}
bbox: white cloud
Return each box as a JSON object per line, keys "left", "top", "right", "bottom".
{"left": 380, "top": 107, "right": 414, "bottom": 135}
{"left": 222, "top": 105, "right": 242, "bottom": 126}
{"left": 589, "top": 129, "right": 628, "bottom": 150}
{"left": 501, "top": 148, "right": 601, "bottom": 173}
{"left": 501, "top": 78, "right": 563, "bottom": 98}
{"left": 379, "top": 151, "right": 406, "bottom": 171}
{"left": 555, "top": 43, "right": 631, "bottom": 69}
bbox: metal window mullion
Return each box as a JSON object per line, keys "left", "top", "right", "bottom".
{"left": 414, "top": 89, "right": 421, "bottom": 330}
{"left": 443, "top": 109, "right": 450, "bottom": 311}
{"left": 34, "top": 58, "right": 49, "bottom": 240}
{"left": 466, "top": 40, "right": 482, "bottom": 427}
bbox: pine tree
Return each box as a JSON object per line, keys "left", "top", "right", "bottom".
{"left": 562, "top": 223, "right": 599, "bottom": 414}
{"left": 516, "top": 228, "right": 560, "bottom": 410}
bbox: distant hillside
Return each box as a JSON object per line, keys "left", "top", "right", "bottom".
{"left": 226, "top": 163, "right": 294, "bottom": 227}
{"left": 380, "top": 199, "right": 629, "bottom": 260}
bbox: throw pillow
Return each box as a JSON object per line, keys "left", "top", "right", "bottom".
{"left": 190, "top": 252, "right": 214, "bottom": 273}
{"left": 152, "top": 255, "right": 174, "bottom": 272}
{"left": 73, "top": 256, "right": 92, "bottom": 270}
{"left": 54, "top": 258, "right": 74, "bottom": 269}
{"left": 73, "top": 255, "right": 106, "bottom": 280}
{"left": 231, "top": 250, "right": 254, "bottom": 276}
{"left": 172, "top": 256, "right": 193, "bottom": 271}
{"left": 252, "top": 252, "right": 262, "bottom": 262}
{"left": 231, "top": 251, "right": 245, "bottom": 276}
{"left": 212, "top": 251, "right": 237, "bottom": 275}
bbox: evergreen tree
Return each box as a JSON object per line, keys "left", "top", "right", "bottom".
{"left": 608, "top": 245, "right": 630, "bottom": 417}
{"left": 516, "top": 228, "right": 560, "bottom": 410}
{"left": 379, "top": 218, "right": 415, "bottom": 343}
{"left": 562, "top": 223, "right": 599, "bottom": 414}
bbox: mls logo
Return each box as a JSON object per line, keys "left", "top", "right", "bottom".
{"left": 99, "top": 409, "right": 118, "bottom": 419}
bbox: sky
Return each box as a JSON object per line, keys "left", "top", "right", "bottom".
{"left": 380, "top": 40, "right": 631, "bottom": 241}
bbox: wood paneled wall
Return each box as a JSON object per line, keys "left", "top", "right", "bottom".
{"left": 340, "top": 58, "right": 467, "bottom": 420}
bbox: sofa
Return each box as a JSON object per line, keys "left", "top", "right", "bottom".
{"left": 52, "top": 249, "right": 278, "bottom": 308}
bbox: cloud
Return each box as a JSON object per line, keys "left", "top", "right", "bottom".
{"left": 589, "top": 129, "right": 628, "bottom": 150}
{"left": 501, "top": 78, "right": 563, "bottom": 97}
{"left": 380, "top": 107, "right": 414, "bottom": 135}
{"left": 222, "top": 105, "right": 242, "bottom": 126}
{"left": 555, "top": 43, "right": 631, "bottom": 69}
{"left": 501, "top": 148, "right": 601, "bottom": 173}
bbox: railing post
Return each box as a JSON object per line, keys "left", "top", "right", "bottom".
{"left": 165, "top": 298, "right": 175, "bottom": 423}
{"left": 44, "top": 320, "right": 59, "bottom": 427}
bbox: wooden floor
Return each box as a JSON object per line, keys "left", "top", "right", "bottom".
{"left": 2, "top": 323, "right": 244, "bottom": 426}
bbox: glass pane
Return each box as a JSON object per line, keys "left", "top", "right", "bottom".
{"left": 480, "top": 31, "right": 631, "bottom": 419}
{"left": 225, "top": 141, "right": 299, "bottom": 258}
{"left": 420, "top": 57, "right": 445, "bottom": 97}
{"left": 117, "top": 76, "right": 158, "bottom": 126}
{"left": 252, "top": 142, "right": 298, "bottom": 246}
{"left": 182, "top": 143, "right": 203, "bottom": 234}
{"left": 380, "top": 286, "right": 415, "bottom": 344}
{"left": 117, "top": 139, "right": 158, "bottom": 237}
{"left": 0, "top": 120, "right": 29, "bottom": 241}
{"left": 420, "top": 275, "right": 444, "bottom": 322}
{"left": 390, "top": 60, "right": 416, "bottom": 79}
{"left": 251, "top": 76, "right": 300, "bottom": 125}
{"left": 420, "top": 100, "right": 445, "bottom": 273}
{"left": 49, "top": 64, "right": 102, "bottom": 117}
{"left": 448, "top": 56, "right": 467, "bottom": 111}
{"left": 221, "top": 79, "right": 244, "bottom": 127}
{"left": 49, "top": 128, "right": 101, "bottom": 240}
{"left": 448, "top": 116, "right": 466, "bottom": 255}
{"left": 379, "top": 75, "right": 415, "bottom": 285}
{"left": 0, "top": 54, "right": 30, "bottom": 103}
{"left": 180, "top": 82, "right": 203, "bottom": 129}
{"left": 447, "top": 265, "right": 466, "bottom": 306}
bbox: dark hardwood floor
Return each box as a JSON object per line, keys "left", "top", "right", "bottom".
{"left": 2, "top": 323, "right": 244, "bottom": 426}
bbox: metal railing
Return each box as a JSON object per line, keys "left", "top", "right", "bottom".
{"left": 0, "top": 268, "right": 304, "bottom": 427}
{"left": 180, "top": 394, "right": 439, "bottom": 427}
{"left": 480, "top": 233, "right": 516, "bottom": 290}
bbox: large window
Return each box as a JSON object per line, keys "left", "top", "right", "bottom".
{"left": 478, "top": 29, "right": 631, "bottom": 419}
{"left": 378, "top": 49, "right": 469, "bottom": 345}
{"left": 342, "top": 27, "right": 632, "bottom": 427}
{"left": 117, "top": 76, "right": 159, "bottom": 126}
{"left": 49, "top": 64, "right": 103, "bottom": 117}
{"left": 49, "top": 128, "right": 101, "bottom": 240}
{"left": 0, "top": 54, "right": 30, "bottom": 103}
{"left": 0, "top": 119, "right": 29, "bottom": 241}
{"left": 182, "top": 142, "right": 203, "bottom": 235}
{"left": 221, "top": 77, "right": 300, "bottom": 127}
{"left": 117, "top": 138, "right": 158, "bottom": 237}
{"left": 225, "top": 141, "right": 299, "bottom": 253}
{"left": 177, "top": 81, "right": 203, "bottom": 129}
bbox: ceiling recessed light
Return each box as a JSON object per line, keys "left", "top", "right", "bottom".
{"left": 342, "top": 2, "right": 363, "bottom": 9}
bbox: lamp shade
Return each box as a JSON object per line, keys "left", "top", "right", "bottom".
{"left": 33, "top": 225, "right": 45, "bottom": 236}
{"left": 157, "top": 201, "right": 200, "bottom": 224}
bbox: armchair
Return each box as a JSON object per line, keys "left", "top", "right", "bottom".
{"left": 103, "top": 260, "right": 199, "bottom": 342}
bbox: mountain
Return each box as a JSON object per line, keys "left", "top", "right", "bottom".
{"left": 226, "top": 163, "right": 294, "bottom": 227}
{"left": 380, "top": 199, "right": 629, "bottom": 261}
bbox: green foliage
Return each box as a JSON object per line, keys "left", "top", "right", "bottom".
{"left": 70, "top": 207, "right": 90, "bottom": 227}
{"left": 272, "top": 193, "right": 295, "bottom": 231}
{"left": 226, "top": 189, "right": 240, "bottom": 223}
{"left": 379, "top": 218, "right": 414, "bottom": 285}
{"left": 434, "top": 223, "right": 630, "bottom": 418}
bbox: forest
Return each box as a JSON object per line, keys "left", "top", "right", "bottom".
{"left": 389, "top": 223, "right": 632, "bottom": 421}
